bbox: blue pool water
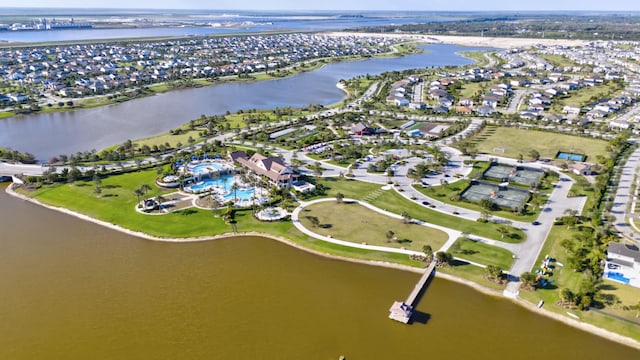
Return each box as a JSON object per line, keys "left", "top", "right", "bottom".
{"left": 189, "top": 175, "right": 255, "bottom": 201}
{"left": 556, "top": 152, "right": 585, "bottom": 162}
{"left": 190, "top": 163, "right": 225, "bottom": 174}
{"left": 606, "top": 272, "right": 630, "bottom": 284}
{"left": 224, "top": 189, "right": 256, "bottom": 201}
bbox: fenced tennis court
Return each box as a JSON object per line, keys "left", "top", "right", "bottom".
{"left": 460, "top": 181, "right": 530, "bottom": 211}
{"left": 483, "top": 163, "right": 543, "bottom": 186}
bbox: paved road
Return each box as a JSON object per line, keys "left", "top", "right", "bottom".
{"left": 610, "top": 145, "right": 640, "bottom": 245}
{"left": 505, "top": 89, "right": 528, "bottom": 114}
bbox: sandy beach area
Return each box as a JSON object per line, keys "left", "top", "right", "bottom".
{"left": 328, "top": 31, "right": 588, "bottom": 49}
{"left": 5, "top": 183, "right": 640, "bottom": 351}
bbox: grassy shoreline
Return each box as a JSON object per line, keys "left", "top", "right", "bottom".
{"left": 5, "top": 182, "right": 640, "bottom": 350}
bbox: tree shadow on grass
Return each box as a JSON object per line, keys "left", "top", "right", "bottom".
{"left": 319, "top": 224, "right": 333, "bottom": 229}
{"left": 103, "top": 184, "right": 121, "bottom": 189}
{"left": 178, "top": 209, "right": 197, "bottom": 215}
{"left": 598, "top": 283, "right": 617, "bottom": 291}
{"left": 101, "top": 194, "right": 118, "bottom": 198}
{"left": 459, "top": 249, "right": 478, "bottom": 256}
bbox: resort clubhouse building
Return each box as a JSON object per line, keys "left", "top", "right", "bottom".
{"left": 229, "top": 151, "right": 298, "bottom": 189}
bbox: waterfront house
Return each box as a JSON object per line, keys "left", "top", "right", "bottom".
{"left": 605, "top": 243, "right": 640, "bottom": 288}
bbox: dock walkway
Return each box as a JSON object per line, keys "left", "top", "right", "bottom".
{"left": 389, "top": 261, "right": 436, "bottom": 323}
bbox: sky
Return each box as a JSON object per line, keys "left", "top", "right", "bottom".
{"left": 3, "top": 0, "right": 640, "bottom": 11}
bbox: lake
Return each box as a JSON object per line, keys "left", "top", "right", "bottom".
{"left": 0, "top": 44, "right": 484, "bottom": 160}
{"left": 0, "top": 184, "right": 638, "bottom": 359}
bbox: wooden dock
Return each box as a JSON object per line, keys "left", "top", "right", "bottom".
{"left": 389, "top": 261, "right": 436, "bottom": 323}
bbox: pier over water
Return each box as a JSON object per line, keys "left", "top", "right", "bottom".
{"left": 389, "top": 261, "right": 436, "bottom": 324}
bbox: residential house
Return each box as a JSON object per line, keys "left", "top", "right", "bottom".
{"left": 605, "top": 243, "right": 640, "bottom": 288}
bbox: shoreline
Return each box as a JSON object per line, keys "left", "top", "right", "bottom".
{"left": 329, "top": 31, "right": 589, "bottom": 49}
{"left": 0, "top": 42, "right": 408, "bottom": 122}
{"left": 5, "top": 183, "right": 640, "bottom": 351}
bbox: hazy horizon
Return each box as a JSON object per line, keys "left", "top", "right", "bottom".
{"left": 2, "top": 0, "right": 639, "bottom": 12}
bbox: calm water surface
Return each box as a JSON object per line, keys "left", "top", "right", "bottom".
{"left": 0, "top": 44, "right": 483, "bottom": 160}
{"left": 0, "top": 15, "right": 450, "bottom": 43}
{"left": 0, "top": 184, "right": 638, "bottom": 359}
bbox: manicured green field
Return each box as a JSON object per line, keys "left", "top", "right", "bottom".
{"left": 134, "top": 129, "right": 203, "bottom": 149}
{"left": 299, "top": 201, "right": 448, "bottom": 251}
{"left": 367, "top": 189, "right": 525, "bottom": 243}
{"left": 438, "top": 262, "right": 506, "bottom": 292}
{"left": 450, "top": 237, "right": 514, "bottom": 269}
{"left": 472, "top": 126, "right": 608, "bottom": 161}
{"left": 314, "top": 177, "right": 384, "bottom": 200}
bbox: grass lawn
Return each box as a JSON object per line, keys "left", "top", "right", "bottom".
{"left": 313, "top": 177, "right": 384, "bottom": 200}
{"left": 538, "top": 54, "right": 580, "bottom": 69}
{"left": 21, "top": 169, "right": 429, "bottom": 268}
{"left": 458, "top": 81, "right": 486, "bottom": 100}
{"left": 565, "top": 172, "right": 598, "bottom": 215}
{"left": 471, "top": 126, "right": 609, "bottom": 162}
{"left": 299, "top": 201, "right": 448, "bottom": 252}
{"left": 551, "top": 81, "right": 624, "bottom": 110}
{"left": 134, "top": 129, "right": 203, "bottom": 149}
{"left": 450, "top": 237, "right": 514, "bottom": 269}
{"left": 438, "top": 261, "right": 506, "bottom": 292}
{"left": 367, "top": 190, "right": 525, "bottom": 243}
{"left": 0, "top": 111, "right": 16, "bottom": 119}
{"left": 459, "top": 51, "right": 490, "bottom": 67}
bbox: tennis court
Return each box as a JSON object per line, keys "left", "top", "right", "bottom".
{"left": 484, "top": 163, "right": 543, "bottom": 186}
{"left": 460, "top": 181, "right": 530, "bottom": 210}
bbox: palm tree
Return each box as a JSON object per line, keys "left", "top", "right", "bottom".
{"left": 497, "top": 225, "right": 510, "bottom": 239}
{"left": 133, "top": 188, "right": 144, "bottom": 205}
{"left": 231, "top": 182, "right": 239, "bottom": 203}
{"left": 139, "top": 184, "right": 152, "bottom": 197}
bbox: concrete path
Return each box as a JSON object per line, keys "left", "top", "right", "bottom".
{"left": 291, "top": 197, "right": 463, "bottom": 256}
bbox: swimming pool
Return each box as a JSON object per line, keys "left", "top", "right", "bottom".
{"left": 224, "top": 189, "right": 255, "bottom": 201}
{"left": 190, "top": 162, "right": 226, "bottom": 174}
{"left": 189, "top": 175, "right": 255, "bottom": 201}
{"left": 606, "top": 272, "right": 630, "bottom": 284}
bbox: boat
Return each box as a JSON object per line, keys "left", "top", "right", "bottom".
{"left": 537, "top": 300, "right": 544, "bottom": 308}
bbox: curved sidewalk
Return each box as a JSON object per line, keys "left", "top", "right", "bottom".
{"left": 291, "top": 197, "right": 463, "bottom": 256}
